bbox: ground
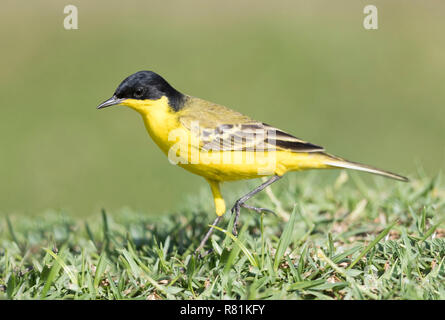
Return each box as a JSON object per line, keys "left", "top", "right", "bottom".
{"left": 1, "top": 171, "right": 444, "bottom": 299}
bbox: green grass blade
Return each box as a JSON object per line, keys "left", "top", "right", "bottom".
{"left": 318, "top": 249, "right": 378, "bottom": 300}
{"left": 40, "top": 252, "right": 63, "bottom": 298}
{"left": 420, "top": 220, "right": 444, "bottom": 242}
{"left": 288, "top": 279, "right": 325, "bottom": 291}
{"left": 348, "top": 221, "right": 397, "bottom": 269}
{"left": 121, "top": 248, "right": 166, "bottom": 294}
{"left": 273, "top": 204, "right": 298, "bottom": 271}
{"left": 6, "top": 216, "right": 20, "bottom": 247}
{"left": 43, "top": 248, "right": 78, "bottom": 290}
{"left": 93, "top": 251, "right": 108, "bottom": 289}
{"left": 210, "top": 225, "right": 258, "bottom": 268}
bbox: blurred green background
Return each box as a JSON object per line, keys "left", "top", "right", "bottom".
{"left": 1, "top": 1, "right": 444, "bottom": 216}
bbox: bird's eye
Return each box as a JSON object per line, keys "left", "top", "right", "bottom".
{"left": 134, "top": 87, "right": 144, "bottom": 98}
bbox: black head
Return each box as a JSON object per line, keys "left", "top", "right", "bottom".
{"left": 97, "top": 71, "right": 186, "bottom": 111}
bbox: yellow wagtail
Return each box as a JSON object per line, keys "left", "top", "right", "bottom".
{"left": 97, "top": 71, "right": 408, "bottom": 255}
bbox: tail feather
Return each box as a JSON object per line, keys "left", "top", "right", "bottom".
{"left": 322, "top": 153, "right": 409, "bottom": 182}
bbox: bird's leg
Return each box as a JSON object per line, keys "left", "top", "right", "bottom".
{"left": 194, "top": 216, "right": 222, "bottom": 258}
{"left": 231, "top": 175, "right": 282, "bottom": 235}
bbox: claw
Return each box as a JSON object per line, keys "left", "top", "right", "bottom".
{"left": 230, "top": 201, "right": 276, "bottom": 236}
{"left": 196, "top": 248, "right": 213, "bottom": 259}
{"left": 240, "top": 204, "right": 276, "bottom": 216}
{"left": 228, "top": 175, "right": 283, "bottom": 240}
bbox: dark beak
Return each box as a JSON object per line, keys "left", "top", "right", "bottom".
{"left": 97, "top": 96, "right": 124, "bottom": 109}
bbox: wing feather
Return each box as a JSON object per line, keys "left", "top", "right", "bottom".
{"left": 178, "top": 97, "right": 324, "bottom": 153}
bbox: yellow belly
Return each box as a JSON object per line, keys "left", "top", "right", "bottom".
{"left": 177, "top": 150, "right": 329, "bottom": 181}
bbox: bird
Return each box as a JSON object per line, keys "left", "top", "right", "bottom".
{"left": 97, "top": 70, "right": 408, "bottom": 256}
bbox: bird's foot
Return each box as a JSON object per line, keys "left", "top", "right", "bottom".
{"left": 240, "top": 204, "right": 276, "bottom": 216}
{"left": 195, "top": 248, "right": 213, "bottom": 259}
{"left": 231, "top": 201, "right": 275, "bottom": 235}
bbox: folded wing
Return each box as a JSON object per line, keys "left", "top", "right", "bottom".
{"left": 178, "top": 98, "right": 324, "bottom": 153}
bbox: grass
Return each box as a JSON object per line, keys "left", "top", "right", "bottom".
{"left": 1, "top": 171, "right": 444, "bottom": 300}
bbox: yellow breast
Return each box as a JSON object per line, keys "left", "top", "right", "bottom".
{"left": 124, "top": 96, "right": 183, "bottom": 155}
